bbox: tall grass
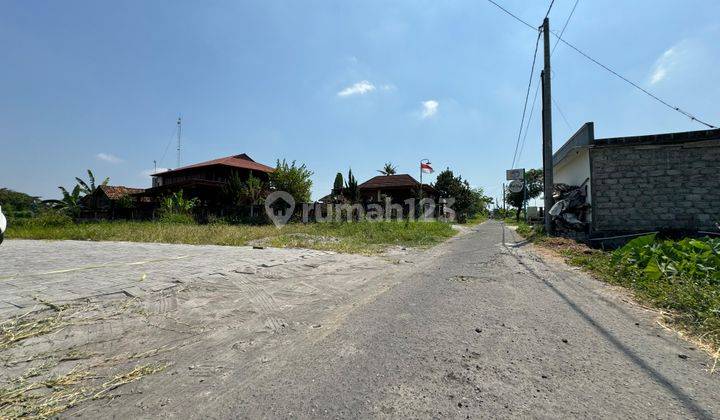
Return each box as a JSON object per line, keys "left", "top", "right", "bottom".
{"left": 528, "top": 231, "right": 720, "bottom": 352}
{"left": 7, "top": 218, "right": 456, "bottom": 254}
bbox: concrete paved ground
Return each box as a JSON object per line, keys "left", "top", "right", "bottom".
{"left": 0, "top": 240, "right": 383, "bottom": 318}
{"left": 1, "top": 222, "right": 718, "bottom": 418}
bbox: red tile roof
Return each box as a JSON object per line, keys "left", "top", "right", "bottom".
{"left": 153, "top": 153, "right": 274, "bottom": 176}
{"left": 358, "top": 174, "right": 421, "bottom": 189}
{"left": 98, "top": 185, "right": 145, "bottom": 200}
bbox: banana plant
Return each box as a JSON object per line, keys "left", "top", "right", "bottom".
{"left": 43, "top": 185, "right": 83, "bottom": 217}
{"left": 75, "top": 169, "right": 109, "bottom": 195}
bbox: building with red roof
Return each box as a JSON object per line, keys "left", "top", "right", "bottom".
{"left": 141, "top": 153, "right": 274, "bottom": 208}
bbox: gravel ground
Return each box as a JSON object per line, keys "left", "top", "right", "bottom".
{"left": 2, "top": 222, "right": 718, "bottom": 418}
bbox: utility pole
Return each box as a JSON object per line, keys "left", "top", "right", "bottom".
{"left": 502, "top": 183, "right": 506, "bottom": 214}
{"left": 176, "top": 116, "right": 182, "bottom": 168}
{"left": 541, "top": 17, "right": 554, "bottom": 234}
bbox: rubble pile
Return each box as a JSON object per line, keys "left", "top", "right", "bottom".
{"left": 549, "top": 180, "right": 590, "bottom": 231}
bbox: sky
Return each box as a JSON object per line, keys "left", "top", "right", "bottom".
{"left": 2, "top": 0, "right": 719, "bottom": 203}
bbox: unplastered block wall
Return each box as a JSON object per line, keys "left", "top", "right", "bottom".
{"left": 590, "top": 140, "right": 720, "bottom": 232}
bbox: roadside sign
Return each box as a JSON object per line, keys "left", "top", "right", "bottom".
{"left": 506, "top": 168, "right": 525, "bottom": 181}
{"left": 508, "top": 180, "right": 524, "bottom": 193}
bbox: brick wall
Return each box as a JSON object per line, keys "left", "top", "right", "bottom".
{"left": 590, "top": 140, "right": 720, "bottom": 232}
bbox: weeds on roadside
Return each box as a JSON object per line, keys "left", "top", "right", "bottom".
{"left": 515, "top": 228, "right": 720, "bottom": 354}
{"left": 7, "top": 220, "right": 457, "bottom": 254}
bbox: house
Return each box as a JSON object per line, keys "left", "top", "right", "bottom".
{"left": 141, "top": 153, "right": 274, "bottom": 208}
{"left": 358, "top": 174, "right": 436, "bottom": 204}
{"left": 552, "top": 122, "right": 720, "bottom": 240}
{"left": 83, "top": 185, "right": 145, "bottom": 210}
{"left": 80, "top": 185, "right": 147, "bottom": 219}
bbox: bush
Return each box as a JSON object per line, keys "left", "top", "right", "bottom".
{"left": 611, "top": 234, "right": 720, "bottom": 345}
{"left": 269, "top": 159, "right": 313, "bottom": 204}
{"left": 16, "top": 211, "right": 74, "bottom": 228}
{"left": 158, "top": 213, "right": 196, "bottom": 224}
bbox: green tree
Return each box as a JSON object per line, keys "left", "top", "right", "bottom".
{"left": 344, "top": 168, "right": 359, "bottom": 203}
{"left": 333, "top": 172, "right": 344, "bottom": 193}
{"left": 0, "top": 188, "right": 41, "bottom": 217}
{"left": 222, "top": 171, "right": 245, "bottom": 209}
{"left": 268, "top": 159, "right": 313, "bottom": 203}
{"left": 242, "top": 174, "right": 266, "bottom": 217}
{"left": 469, "top": 187, "right": 493, "bottom": 216}
{"left": 504, "top": 168, "right": 543, "bottom": 221}
{"left": 433, "top": 168, "right": 478, "bottom": 223}
{"left": 75, "top": 169, "right": 109, "bottom": 195}
{"left": 377, "top": 162, "right": 397, "bottom": 176}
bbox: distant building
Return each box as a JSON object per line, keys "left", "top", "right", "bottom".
{"left": 553, "top": 123, "right": 720, "bottom": 240}
{"left": 83, "top": 185, "right": 145, "bottom": 210}
{"left": 358, "top": 174, "right": 436, "bottom": 204}
{"left": 80, "top": 185, "right": 147, "bottom": 219}
{"left": 143, "top": 153, "right": 274, "bottom": 206}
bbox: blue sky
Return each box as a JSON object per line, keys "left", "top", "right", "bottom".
{"left": 2, "top": 1, "right": 719, "bottom": 202}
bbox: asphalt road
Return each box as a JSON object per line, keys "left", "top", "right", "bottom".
{"left": 19, "top": 221, "right": 716, "bottom": 419}
{"left": 185, "top": 220, "right": 719, "bottom": 419}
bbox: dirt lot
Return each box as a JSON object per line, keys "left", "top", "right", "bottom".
{"left": 2, "top": 224, "right": 718, "bottom": 418}
{"left": 0, "top": 240, "right": 413, "bottom": 417}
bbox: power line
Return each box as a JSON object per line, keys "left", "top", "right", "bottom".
{"left": 552, "top": 97, "right": 574, "bottom": 132}
{"left": 517, "top": 82, "right": 540, "bottom": 166}
{"left": 551, "top": 0, "right": 578, "bottom": 55}
{"left": 485, "top": 0, "right": 537, "bottom": 31}
{"left": 517, "top": 0, "right": 579, "bottom": 166}
{"left": 485, "top": 0, "right": 718, "bottom": 129}
{"left": 158, "top": 123, "right": 177, "bottom": 169}
{"left": 550, "top": 34, "right": 717, "bottom": 129}
{"left": 510, "top": 0, "right": 555, "bottom": 169}
{"left": 543, "top": 0, "right": 556, "bottom": 19}
{"left": 511, "top": 31, "right": 542, "bottom": 170}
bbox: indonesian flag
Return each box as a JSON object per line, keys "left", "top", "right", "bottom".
{"left": 420, "top": 162, "right": 434, "bottom": 174}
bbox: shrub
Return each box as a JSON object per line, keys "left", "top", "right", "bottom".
{"left": 158, "top": 213, "right": 196, "bottom": 224}
{"left": 13, "top": 211, "right": 73, "bottom": 228}
{"left": 612, "top": 234, "right": 720, "bottom": 345}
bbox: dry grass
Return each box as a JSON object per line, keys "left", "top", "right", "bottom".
{"left": 0, "top": 299, "right": 171, "bottom": 418}
{"left": 0, "top": 362, "right": 167, "bottom": 419}
{"left": 0, "top": 309, "right": 70, "bottom": 351}
{"left": 8, "top": 220, "right": 457, "bottom": 254}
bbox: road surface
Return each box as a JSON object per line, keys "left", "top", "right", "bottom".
{"left": 2, "top": 221, "right": 718, "bottom": 418}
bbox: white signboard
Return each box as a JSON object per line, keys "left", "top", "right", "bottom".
{"left": 508, "top": 180, "right": 524, "bottom": 193}
{"left": 506, "top": 168, "right": 525, "bottom": 181}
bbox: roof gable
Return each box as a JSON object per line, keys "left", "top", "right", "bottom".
{"left": 153, "top": 153, "right": 274, "bottom": 176}
{"left": 358, "top": 174, "right": 421, "bottom": 189}
{"left": 97, "top": 185, "right": 145, "bottom": 200}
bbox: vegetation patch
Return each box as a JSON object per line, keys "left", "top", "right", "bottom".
{"left": 517, "top": 226, "right": 720, "bottom": 355}
{"left": 0, "top": 299, "right": 168, "bottom": 418}
{"left": 7, "top": 220, "right": 456, "bottom": 254}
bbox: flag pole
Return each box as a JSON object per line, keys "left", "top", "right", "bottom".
{"left": 419, "top": 158, "right": 430, "bottom": 202}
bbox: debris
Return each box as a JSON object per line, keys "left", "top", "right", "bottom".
{"left": 561, "top": 339, "right": 569, "bottom": 344}
{"left": 475, "top": 328, "right": 482, "bottom": 333}
{"left": 678, "top": 354, "right": 688, "bottom": 360}
{"left": 550, "top": 182, "right": 590, "bottom": 231}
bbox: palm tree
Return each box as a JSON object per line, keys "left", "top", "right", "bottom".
{"left": 378, "top": 162, "right": 397, "bottom": 176}
{"left": 345, "top": 169, "right": 359, "bottom": 202}
{"left": 75, "top": 169, "right": 109, "bottom": 195}
{"left": 241, "top": 174, "right": 266, "bottom": 218}
{"left": 44, "top": 185, "right": 83, "bottom": 217}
